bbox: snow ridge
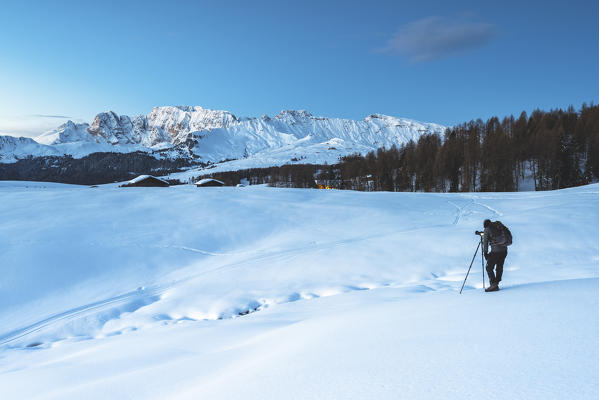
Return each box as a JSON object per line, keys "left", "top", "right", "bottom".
{"left": 0, "top": 106, "right": 447, "bottom": 166}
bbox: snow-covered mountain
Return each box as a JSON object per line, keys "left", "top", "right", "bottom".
{"left": 0, "top": 106, "right": 446, "bottom": 167}
{"left": 0, "top": 136, "right": 61, "bottom": 162}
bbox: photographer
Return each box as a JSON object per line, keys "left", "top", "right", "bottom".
{"left": 481, "top": 219, "right": 512, "bottom": 292}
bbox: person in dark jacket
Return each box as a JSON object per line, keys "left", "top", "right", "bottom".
{"left": 482, "top": 219, "right": 508, "bottom": 292}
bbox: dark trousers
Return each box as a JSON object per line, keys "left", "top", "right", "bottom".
{"left": 486, "top": 250, "right": 507, "bottom": 285}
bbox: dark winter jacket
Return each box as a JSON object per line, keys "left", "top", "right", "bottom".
{"left": 483, "top": 224, "right": 508, "bottom": 254}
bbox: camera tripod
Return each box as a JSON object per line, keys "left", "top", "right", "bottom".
{"left": 459, "top": 232, "right": 486, "bottom": 294}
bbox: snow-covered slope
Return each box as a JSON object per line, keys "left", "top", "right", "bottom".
{"left": 36, "top": 121, "right": 92, "bottom": 145}
{"left": 0, "top": 182, "right": 598, "bottom": 399}
{"left": 0, "top": 106, "right": 446, "bottom": 167}
{"left": 0, "top": 136, "right": 61, "bottom": 162}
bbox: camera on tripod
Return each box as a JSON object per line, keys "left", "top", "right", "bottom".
{"left": 460, "top": 229, "right": 487, "bottom": 294}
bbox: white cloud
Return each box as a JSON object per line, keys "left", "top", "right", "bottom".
{"left": 381, "top": 16, "right": 495, "bottom": 62}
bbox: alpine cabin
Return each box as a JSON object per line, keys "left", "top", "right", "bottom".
{"left": 121, "top": 175, "right": 170, "bottom": 187}
{"left": 195, "top": 178, "right": 225, "bottom": 187}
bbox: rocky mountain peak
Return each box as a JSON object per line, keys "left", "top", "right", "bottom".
{"left": 276, "top": 110, "right": 314, "bottom": 120}
{"left": 87, "top": 111, "right": 135, "bottom": 144}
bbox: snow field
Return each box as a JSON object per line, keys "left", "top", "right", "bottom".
{"left": 0, "top": 182, "right": 598, "bottom": 399}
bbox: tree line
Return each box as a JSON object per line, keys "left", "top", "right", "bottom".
{"left": 190, "top": 164, "right": 323, "bottom": 188}
{"left": 0, "top": 151, "right": 194, "bottom": 185}
{"left": 194, "top": 104, "right": 599, "bottom": 192}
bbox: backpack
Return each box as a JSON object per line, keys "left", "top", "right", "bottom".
{"left": 492, "top": 221, "right": 512, "bottom": 246}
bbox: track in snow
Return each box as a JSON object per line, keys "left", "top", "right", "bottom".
{"left": 1, "top": 197, "right": 494, "bottom": 349}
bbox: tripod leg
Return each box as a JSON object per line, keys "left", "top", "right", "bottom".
{"left": 460, "top": 241, "right": 481, "bottom": 294}
{"left": 481, "top": 237, "right": 485, "bottom": 289}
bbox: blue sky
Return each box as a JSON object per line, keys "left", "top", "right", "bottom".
{"left": 1, "top": 0, "right": 598, "bottom": 136}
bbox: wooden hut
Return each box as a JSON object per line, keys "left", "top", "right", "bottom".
{"left": 195, "top": 178, "right": 225, "bottom": 187}
{"left": 122, "top": 175, "right": 169, "bottom": 187}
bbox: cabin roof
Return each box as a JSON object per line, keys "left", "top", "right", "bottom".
{"left": 195, "top": 178, "right": 225, "bottom": 185}
{"left": 128, "top": 175, "right": 169, "bottom": 185}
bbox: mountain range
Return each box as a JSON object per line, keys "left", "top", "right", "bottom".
{"left": 0, "top": 106, "right": 447, "bottom": 183}
{"left": 1, "top": 106, "right": 445, "bottom": 161}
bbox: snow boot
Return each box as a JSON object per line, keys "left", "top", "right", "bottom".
{"left": 485, "top": 283, "right": 499, "bottom": 292}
